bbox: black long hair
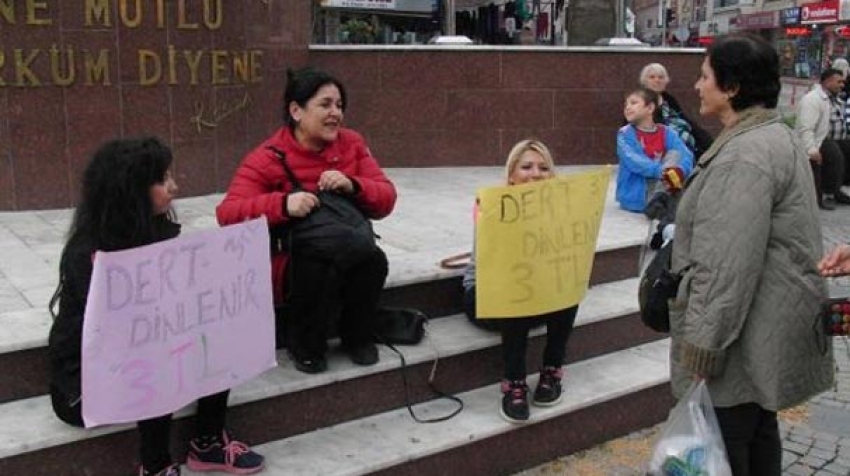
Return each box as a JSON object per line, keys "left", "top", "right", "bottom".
{"left": 49, "top": 137, "right": 175, "bottom": 317}
{"left": 69, "top": 137, "right": 175, "bottom": 251}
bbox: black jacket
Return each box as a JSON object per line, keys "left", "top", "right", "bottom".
{"left": 48, "top": 220, "right": 181, "bottom": 426}
{"left": 656, "top": 91, "right": 714, "bottom": 159}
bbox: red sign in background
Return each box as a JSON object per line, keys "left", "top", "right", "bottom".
{"left": 801, "top": 0, "right": 839, "bottom": 24}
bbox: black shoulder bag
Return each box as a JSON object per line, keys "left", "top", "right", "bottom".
{"left": 637, "top": 154, "right": 710, "bottom": 333}
{"left": 638, "top": 238, "right": 678, "bottom": 332}
{"left": 373, "top": 316, "right": 464, "bottom": 424}
{"left": 267, "top": 146, "right": 377, "bottom": 271}
{"left": 374, "top": 307, "right": 428, "bottom": 345}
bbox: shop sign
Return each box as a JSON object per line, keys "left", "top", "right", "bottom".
{"left": 737, "top": 11, "right": 778, "bottom": 30}
{"left": 801, "top": 1, "right": 839, "bottom": 24}
{"left": 785, "top": 26, "right": 812, "bottom": 36}
{"left": 781, "top": 7, "right": 801, "bottom": 26}
{"left": 321, "top": 0, "right": 396, "bottom": 9}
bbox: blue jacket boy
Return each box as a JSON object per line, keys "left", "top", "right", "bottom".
{"left": 616, "top": 124, "right": 694, "bottom": 213}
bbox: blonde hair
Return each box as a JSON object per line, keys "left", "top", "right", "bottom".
{"left": 639, "top": 63, "right": 669, "bottom": 86}
{"left": 504, "top": 139, "right": 556, "bottom": 184}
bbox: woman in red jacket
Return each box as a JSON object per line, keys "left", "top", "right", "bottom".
{"left": 216, "top": 67, "right": 397, "bottom": 373}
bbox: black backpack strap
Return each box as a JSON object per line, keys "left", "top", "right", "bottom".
{"left": 267, "top": 145, "right": 302, "bottom": 191}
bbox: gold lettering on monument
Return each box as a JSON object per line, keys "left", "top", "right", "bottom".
{"left": 84, "top": 0, "right": 110, "bottom": 27}
{"left": 0, "top": 0, "right": 261, "bottom": 88}
{"left": 0, "top": 0, "right": 52, "bottom": 25}
{"left": 138, "top": 49, "right": 161, "bottom": 86}
{"left": 80, "top": 0, "right": 222, "bottom": 29}
{"left": 189, "top": 93, "right": 251, "bottom": 133}
{"left": 84, "top": 49, "right": 111, "bottom": 86}
{"left": 49, "top": 44, "right": 75, "bottom": 86}
{"left": 204, "top": 0, "right": 223, "bottom": 28}
{"left": 14, "top": 49, "right": 41, "bottom": 86}
{"left": 119, "top": 0, "right": 143, "bottom": 28}
{"left": 0, "top": 1, "right": 11, "bottom": 24}
{"left": 184, "top": 50, "right": 203, "bottom": 85}
{"left": 27, "top": 0, "right": 51, "bottom": 25}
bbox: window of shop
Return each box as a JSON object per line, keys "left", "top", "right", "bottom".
{"left": 452, "top": 0, "right": 566, "bottom": 45}
{"left": 713, "top": 0, "right": 739, "bottom": 8}
{"left": 311, "top": 0, "right": 568, "bottom": 46}
{"left": 313, "top": 0, "right": 441, "bottom": 45}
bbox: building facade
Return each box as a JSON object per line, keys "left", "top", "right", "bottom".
{"left": 0, "top": 0, "right": 706, "bottom": 210}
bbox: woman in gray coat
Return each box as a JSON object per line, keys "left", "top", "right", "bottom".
{"left": 671, "top": 34, "right": 834, "bottom": 475}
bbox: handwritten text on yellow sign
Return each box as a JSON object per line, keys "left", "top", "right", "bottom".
{"left": 475, "top": 167, "right": 610, "bottom": 318}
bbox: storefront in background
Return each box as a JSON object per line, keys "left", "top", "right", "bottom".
{"left": 314, "top": 0, "right": 440, "bottom": 45}
{"left": 736, "top": 11, "right": 779, "bottom": 42}
{"left": 773, "top": 1, "right": 843, "bottom": 79}
{"left": 312, "top": 0, "right": 569, "bottom": 46}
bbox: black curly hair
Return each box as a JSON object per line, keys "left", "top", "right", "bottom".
{"left": 66, "top": 136, "right": 175, "bottom": 252}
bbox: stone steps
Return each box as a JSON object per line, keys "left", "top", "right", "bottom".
{"left": 0, "top": 167, "right": 672, "bottom": 475}
{"left": 0, "top": 277, "right": 675, "bottom": 475}
{"left": 190, "top": 339, "right": 671, "bottom": 476}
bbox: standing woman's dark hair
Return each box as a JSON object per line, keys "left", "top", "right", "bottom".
{"left": 707, "top": 33, "right": 780, "bottom": 110}
{"left": 281, "top": 67, "right": 347, "bottom": 128}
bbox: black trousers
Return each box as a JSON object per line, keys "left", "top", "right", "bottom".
{"left": 284, "top": 248, "right": 388, "bottom": 357}
{"left": 714, "top": 402, "right": 781, "bottom": 476}
{"left": 463, "top": 286, "right": 578, "bottom": 380}
{"left": 137, "top": 390, "right": 230, "bottom": 472}
{"left": 837, "top": 138, "right": 850, "bottom": 185}
{"left": 813, "top": 139, "right": 846, "bottom": 201}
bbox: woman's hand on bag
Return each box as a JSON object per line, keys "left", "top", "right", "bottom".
{"left": 819, "top": 244, "right": 850, "bottom": 277}
{"left": 286, "top": 191, "right": 320, "bottom": 218}
{"left": 318, "top": 170, "right": 354, "bottom": 194}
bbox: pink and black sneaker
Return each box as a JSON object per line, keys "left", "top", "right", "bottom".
{"left": 500, "top": 379, "right": 530, "bottom": 423}
{"left": 532, "top": 366, "right": 564, "bottom": 407}
{"left": 186, "top": 431, "right": 265, "bottom": 474}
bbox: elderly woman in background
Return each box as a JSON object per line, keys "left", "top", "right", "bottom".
{"left": 670, "top": 34, "right": 833, "bottom": 475}
{"left": 640, "top": 62, "right": 714, "bottom": 158}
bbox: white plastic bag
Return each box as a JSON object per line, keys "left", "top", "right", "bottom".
{"left": 648, "top": 381, "right": 732, "bottom": 476}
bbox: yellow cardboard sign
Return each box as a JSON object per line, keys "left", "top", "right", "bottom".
{"left": 475, "top": 167, "right": 610, "bottom": 318}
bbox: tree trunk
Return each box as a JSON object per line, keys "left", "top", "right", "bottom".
{"left": 567, "top": 0, "right": 616, "bottom": 46}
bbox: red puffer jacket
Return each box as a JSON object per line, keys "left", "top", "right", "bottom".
{"left": 216, "top": 126, "right": 397, "bottom": 304}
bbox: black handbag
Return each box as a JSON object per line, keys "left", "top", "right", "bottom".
{"left": 267, "top": 146, "right": 377, "bottom": 270}
{"left": 372, "top": 307, "right": 464, "bottom": 424}
{"left": 374, "top": 307, "right": 428, "bottom": 345}
{"left": 638, "top": 239, "right": 680, "bottom": 333}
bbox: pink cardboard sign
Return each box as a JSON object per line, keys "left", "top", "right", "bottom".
{"left": 81, "top": 217, "right": 276, "bottom": 427}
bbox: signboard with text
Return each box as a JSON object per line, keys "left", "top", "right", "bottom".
{"left": 801, "top": 1, "right": 839, "bottom": 24}
{"left": 475, "top": 168, "right": 610, "bottom": 318}
{"left": 737, "top": 11, "right": 778, "bottom": 30}
{"left": 321, "top": 0, "right": 397, "bottom": 9}
{"left": 81, "top": 218, "right": 276, "bottom": 427}
{"left": 781, "top": 7, "right": 801, "bottom": 26}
